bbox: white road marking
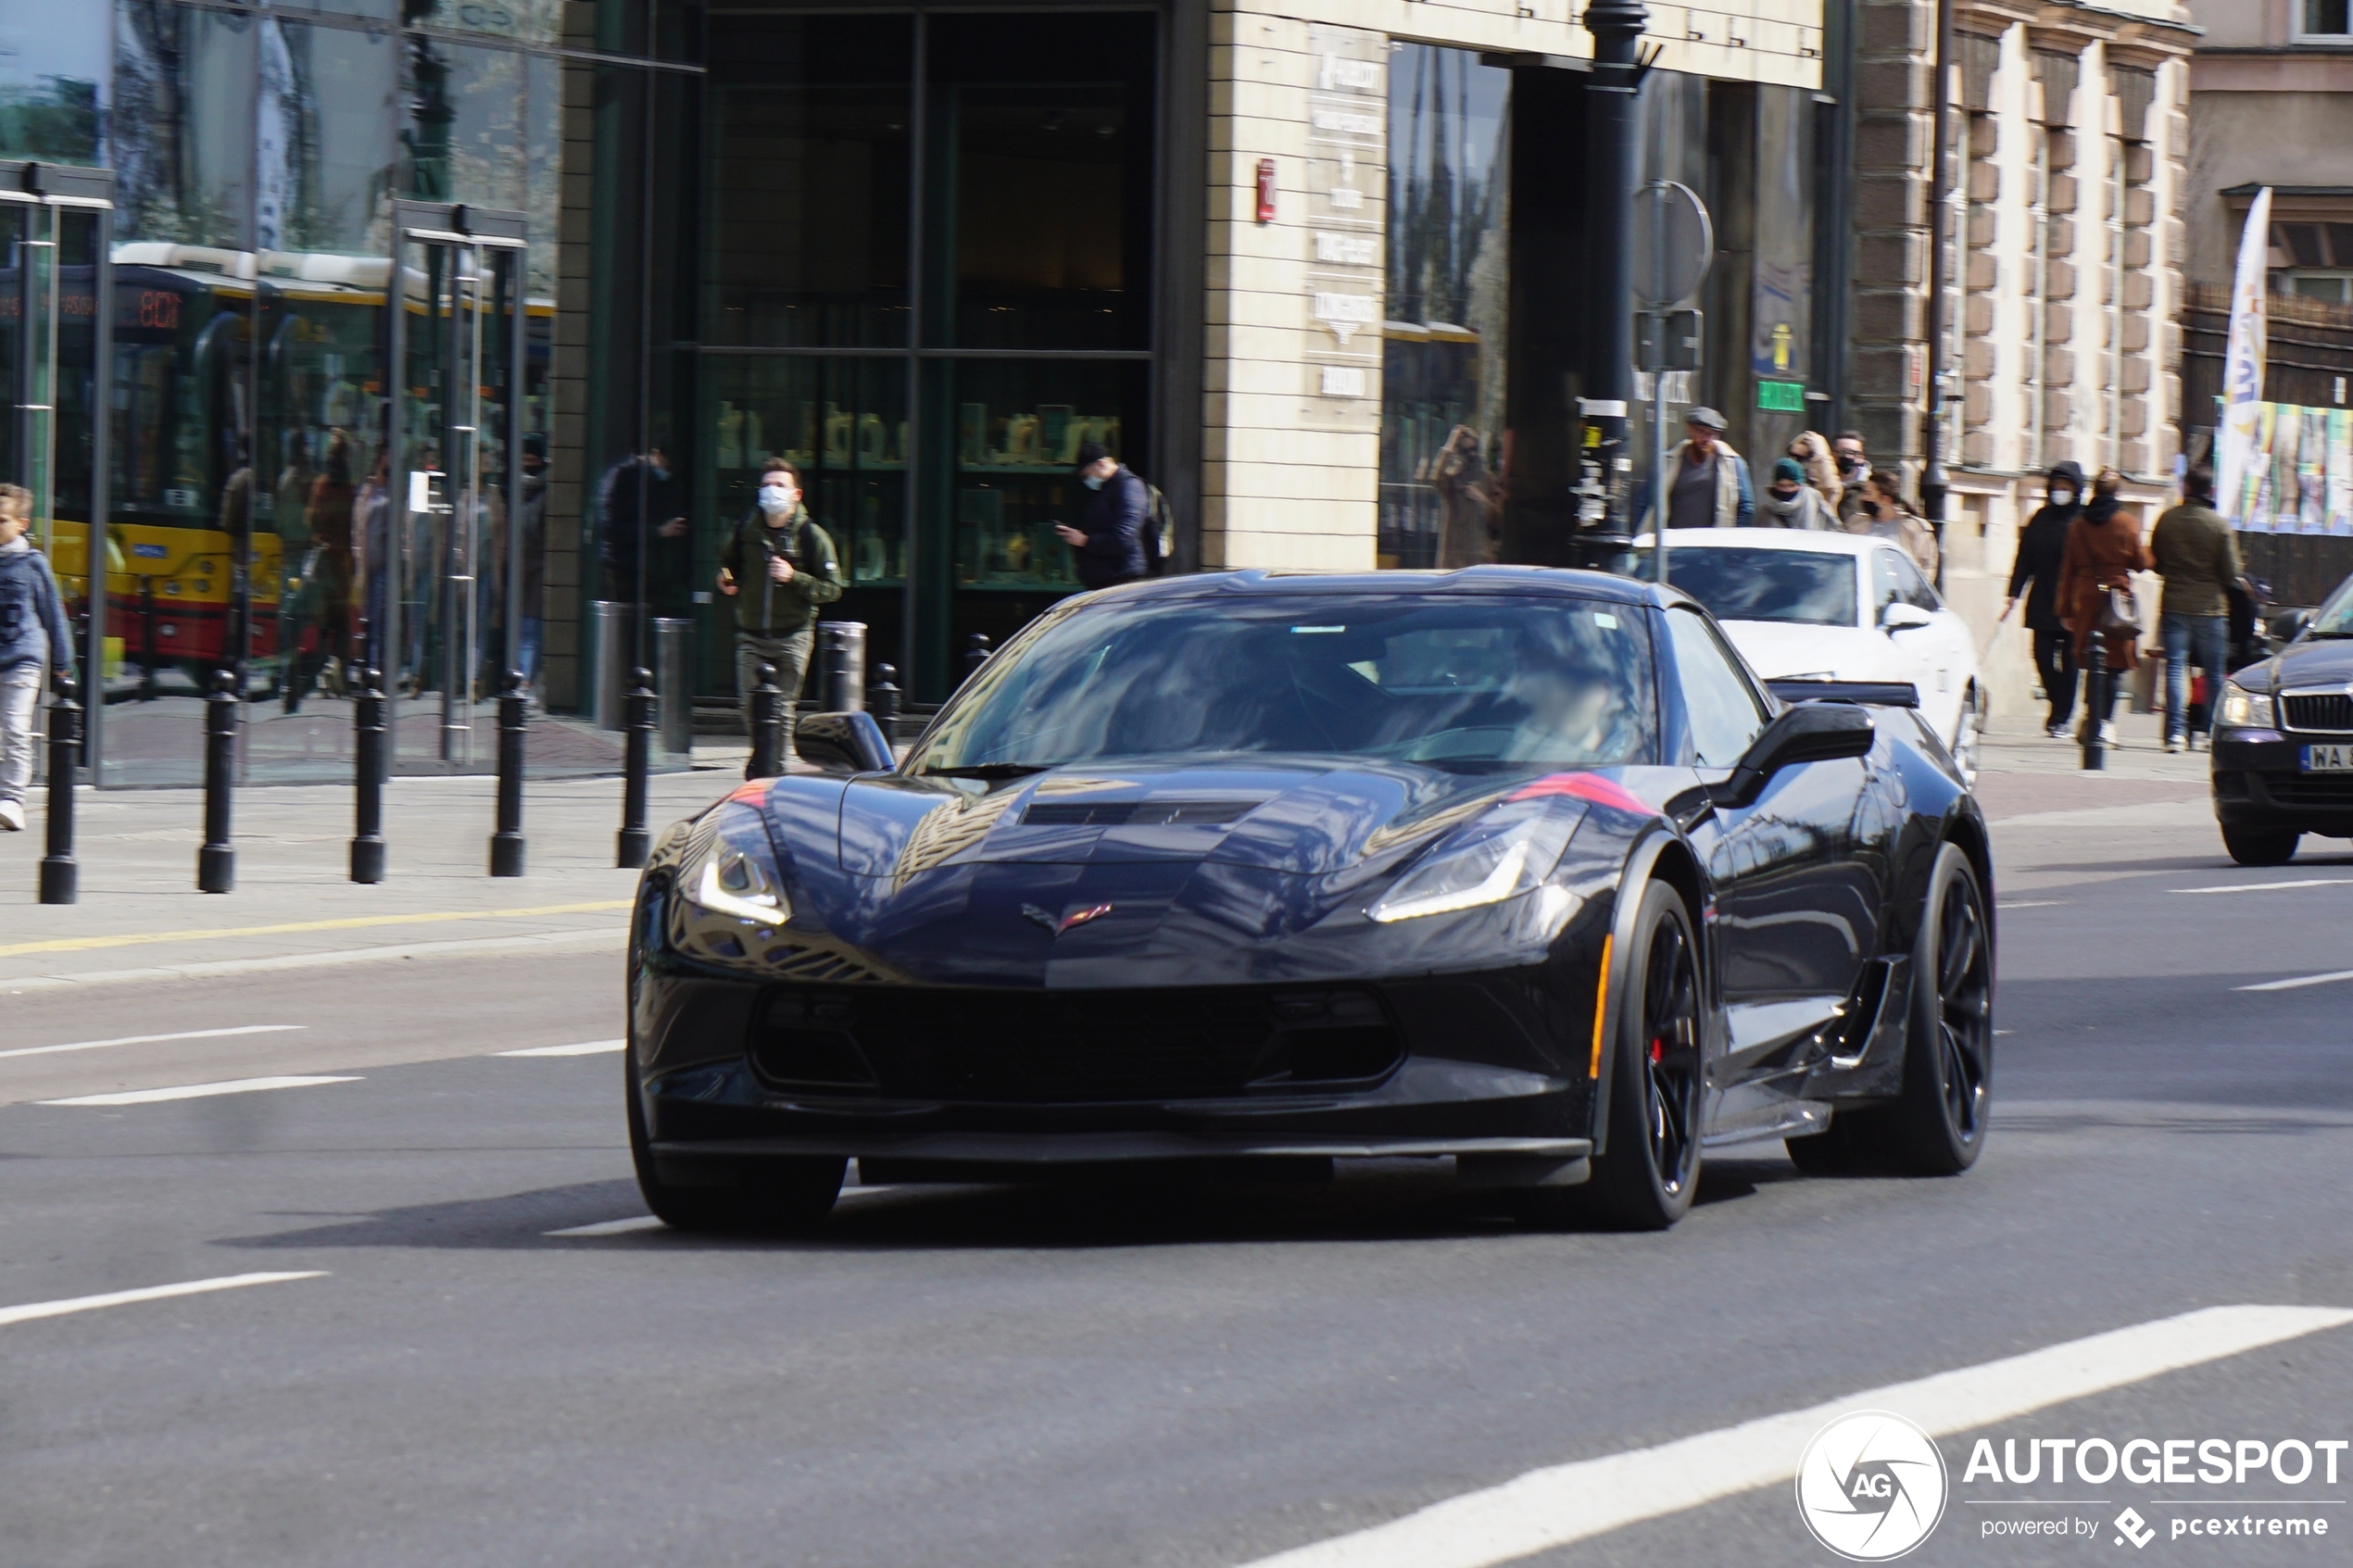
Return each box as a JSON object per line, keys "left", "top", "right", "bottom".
{"left": 545, "top": 1186, "right": 902, "bottom": 1237}
{"left": 39, "top": 1075, "right": 362, "bottom": 1107}
{"left": 0, "top": 1023, "right": 306, "bottom": 1063}
{"left": 2237, "top": 968, "right": 2353, "bottom": 993}
{"left": 1997, "top": 900, "right": 2067, "bottom": 909}
{"left": 2170, "top": 879, "right": 2353, "bottom": 896}
{"left": 0, "top": 1272, "right": 328, "bottom": 1329}
{"left": 1230, "top": 1304, "right": 2353, "bottom": 1568}
{"left": 4, "top": 926, "right": 624, "bottom": 994}
{"left": 546, "top": 1216, "right": 667, "bottom": 1237}
{"left": 497, "top": 1039, "right": 624, "bottom": 1058}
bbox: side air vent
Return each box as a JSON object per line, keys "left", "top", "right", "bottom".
{"left": 1021, "top": 799, "right": 1263, "bottom": 827}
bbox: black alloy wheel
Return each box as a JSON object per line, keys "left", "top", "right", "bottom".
{"left": 625, "top": 1039, "right": 844, "bottom": 1234}
{"left": 1580, "top": 880, "right": 1705, "bottom": 1230}
{"left": 1879, "top": 843, "right": 1994, "bottom": 1174}
{"left": 2222, "top": 826, "right": 2299, "bottom": 867}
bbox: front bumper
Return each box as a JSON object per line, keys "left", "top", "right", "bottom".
{"left": 632, "top": 967, "right": 1599, "bottom": 1168}
{"left": 2211, "top": 733, "right": 2353, "bottom": 835}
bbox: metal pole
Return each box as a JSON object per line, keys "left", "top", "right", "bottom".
{"left": 617, "top": 665, "right": 654, "bottom": 869}
{"left": 490, "top": 667, "right": 526, "bottom": 876}
{"left": 1919, "top": 0, "right": 1956, "bottom": 584}
{"left": 2080, "top": 631, "right": 2108, "bottom": 771}
{"left": 384, "top": 222, "right": 408, "bottom": 734}
{"left": 198, "top": 669, "right": 237, "bottom": 893}
{"left": 748, "top": 661, "right": 783, "bottom": 781}
{"left": 86, "top": 202, "right": 112, "bottom": 779}
{"left": 1580, "top": 2, "right": 1650, "bottom": 565}
{"left": 352, "top": 666, "right": 386, "bottom": 883}
{"left": 1652, "top": 371, "right": 1671, "bottom": 585}
{"left": 869, "top": 661, "right": 901, "bottom": 735}
{"left": 38, "top": 676, "right": 79, "bottom": 905}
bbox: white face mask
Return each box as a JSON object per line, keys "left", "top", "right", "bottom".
{"left": 2049, "top": 490, "right": 2075, "bottom": 508}
{"left": 758, "top": 484, "right": 794, "bottom": 516}
{"left": 1082, "top": 473, "right": 1105, "bottom": 491}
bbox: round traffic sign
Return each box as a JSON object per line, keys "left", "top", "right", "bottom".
{"left": 1632, "top": 180, "right": 1714, "bottom": 310}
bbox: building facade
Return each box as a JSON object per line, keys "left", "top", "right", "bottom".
{"left": 9, "top": 0, "right": 1857, "bottom": 785}
{"left": 2180, "top": 0, "right": 2353, "bottom": 606}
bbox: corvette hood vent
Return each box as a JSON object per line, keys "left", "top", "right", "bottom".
{"left": 1021, "top": 798, "right": 1262, "bottom": 828}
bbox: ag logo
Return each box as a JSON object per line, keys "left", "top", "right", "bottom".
{"left": 1795, "top": 1411, "right": 1948, "bottom": 1561}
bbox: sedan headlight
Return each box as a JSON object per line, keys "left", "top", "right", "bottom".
{"left": 1369, "top": 802, "right": 1584, "bottom": 924}
{"left": 680, "top": 806, "right": 790, "bottom": 928}
{"left": 2218, "top": 681, "right": 2273, "bottom": 730}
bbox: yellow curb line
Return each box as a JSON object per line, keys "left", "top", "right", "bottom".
{"left": 0, "top": 901, "right": 633, "bottom": 959}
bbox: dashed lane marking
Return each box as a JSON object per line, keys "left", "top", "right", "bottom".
{"left": 2170, "top": 879, "right": 2353, "bottom": 895}
{"left": 0, "top": 901, "right": 630, "bottom": 960}
{"left": 39, "top": 1075, "right": 363, "bottom": 1107}
{"left": 0, "top": 1024, "right": 306, "bottom": 1062}
{"left": 497, "top": 1040, "right": 625, "bottom": 1058}
{"left": 0, "top": 1273, "right": 328, "bottom": 1329}
{"left": 1229, "top": 1304, "right": 2353, "bottom": 1568}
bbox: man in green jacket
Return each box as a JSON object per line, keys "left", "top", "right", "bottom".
{"left": 2148, "top": 464, "right": 2242, "bottom": 754}
{"left": 716, "top": 458, "right": 844, "bottom": 746}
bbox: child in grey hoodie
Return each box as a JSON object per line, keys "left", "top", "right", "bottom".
{"left": 0, "top": 483, "right": 77, "bottom": 832}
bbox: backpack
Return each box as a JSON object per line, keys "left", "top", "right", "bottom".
{"left": 1140, "top": 480, "right": 1176, "bottom": 574}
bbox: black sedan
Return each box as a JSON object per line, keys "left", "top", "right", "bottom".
{"left": 626, "top": 567, "right": 1994, "bottom": 1232}
{"left": 2210, "top": 574, "right": 2353, "bottom": 864}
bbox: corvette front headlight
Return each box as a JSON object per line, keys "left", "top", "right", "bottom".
{"left": 2219, "top": 681, "right": 2273, "bottom": 729}
{"left": 681, "top": 807, "right": 790, "bottom": 928}
{"left": 1369, "top": 802, "right": 1584, "bottom": 924}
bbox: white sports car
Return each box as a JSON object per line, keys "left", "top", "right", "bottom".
{"left": 1650, "top": 529, "right": 1985, "bottom": 783}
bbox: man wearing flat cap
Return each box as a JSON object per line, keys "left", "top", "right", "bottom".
{"left": 1655, "top": 407, "right": 1755, "bottom": 530}
{"left": 1054, "top": 441, "right": 1150, "bottom": 590}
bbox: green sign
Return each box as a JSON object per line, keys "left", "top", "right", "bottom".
{"left": 1757, "top": 380, "right": 1807, "bottom": 413}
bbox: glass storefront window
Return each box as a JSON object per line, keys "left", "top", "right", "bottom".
{"left": 1380, "top": 45, "right": 1510, "bottom": 570}
{"left": 705, "top": 14, "right": 911, "bottom": 349}
{"left": 704, "top": 357, "right": 908, "bottom": 588}
{"left": 927, "top": 12, "right": 1153, "bottom": 352}
{"left": 948, "top": 358, "right": 1146, "bottom": 591}
{"left": 400, "top": 37, "right": 528, "bottom": 210}
{"left": 0, "top": 0, "right": 107, "bottom": 164}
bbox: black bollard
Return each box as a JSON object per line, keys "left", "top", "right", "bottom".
{"left": 2080, "top": 630, "right": 2108, "bottom": 771}
{"left": 490, "top": 669, "right": 527, "bottom": 877}
{"left": 617, "top": 665, "right": 654, "bottom": 870}
{"left": 963, "top": 632, "right": 991, "bottom": 688}
{"left": 351, "top": 666, "right": 386, "bottom": 884}
{"left": 869, "top": 660, "right": 901, "bottom": 736}
{"left": 198, "top": 668, "right": 237, "bottom": 893}
{"left": 823, "top": 623, "right": 859, "bottom": 712}
{"left": 748, "top": 661, "right": 783, "bottom": 780}
{"left": 38, "top": 676, "right": 80, "bottom": 905}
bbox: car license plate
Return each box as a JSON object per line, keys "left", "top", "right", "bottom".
{"left": 2300, "top": 744, "right": 2353, "bottom": 772}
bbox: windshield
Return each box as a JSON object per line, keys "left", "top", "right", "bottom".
{"left": 2308, "top": 575, "right": 2353, "bottom": 637}
{"left": 910, "top": 594, "right": 1658, "bottom": 774}
{"left": 1658, "top": 547, "right": 1859, "bottom": 628}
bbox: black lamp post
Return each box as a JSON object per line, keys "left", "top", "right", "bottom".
{"left": 1577, "top": 2, "right": 1650, "bottom": 568}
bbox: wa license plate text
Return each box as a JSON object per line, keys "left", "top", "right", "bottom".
{"left": 2300, "top": 744, "right": 2353, "bottom": 772}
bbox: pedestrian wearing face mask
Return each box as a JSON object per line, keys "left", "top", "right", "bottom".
{"left": 717, "top": 458, "right": 844, "bottom": 744}
{"left": 2005, "top": 460, "right": 2085, "bottom": 739}
{"left": 1053, "top": 442, "right": 1150, "bottom": 590}
{"left": 1787, "top": 431, "right": 1844, "bottom": 513}
{"left": 1759, "top": 458, "right": 1838, "bottom": 529}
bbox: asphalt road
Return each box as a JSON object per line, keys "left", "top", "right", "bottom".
{"left": 6, "top": 777, "right": 2351, "bottom": 1567}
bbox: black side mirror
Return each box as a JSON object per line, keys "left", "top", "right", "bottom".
{"left": 2270, "top": 608, "right": 2313, "bottom": 644}
{"left": 794, "top": 710, "right": 895, "bottom": 774}
{"left": 1713, "top": 701, "right": 1875, "bottom": 808}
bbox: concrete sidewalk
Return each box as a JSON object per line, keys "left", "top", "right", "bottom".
{"left": 0, "top": 748, "right": 759, "bottom": 992}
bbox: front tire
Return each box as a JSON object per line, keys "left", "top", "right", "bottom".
{"left": 2222, "top": 826, "right": 2299, "bottom": 867}
{"left": 1865, "top": 843, "right": 1993, "bottom": 1174}
{"left": 1579, "top": 881, "right": 1705, "bottom": 1230}
{"left": 625, "top": 1040, "right": 844, "bottom": 1233}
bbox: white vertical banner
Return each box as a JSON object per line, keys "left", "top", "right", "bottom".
{"left": 2217, "top": 188, "right": 2271, "bottom": 529}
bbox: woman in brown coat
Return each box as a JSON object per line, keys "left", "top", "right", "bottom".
{"left": 2054, "top": 468, "right": 2151, "bottom": 743}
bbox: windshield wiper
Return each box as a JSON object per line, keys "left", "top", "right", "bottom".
{"left": 922, "top": 761, "right": 1055, "bottom": 779}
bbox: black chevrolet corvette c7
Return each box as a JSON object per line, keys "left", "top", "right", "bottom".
{"left": 626, "top": 567, "right": 1995, "bottom": 1232}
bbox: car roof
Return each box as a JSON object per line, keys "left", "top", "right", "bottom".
{"left": 1094, "top": 565, "right": 1682, "bottom": 608}
{"left": 1642, "top": 529, "right": 1886, "bottom": 558}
